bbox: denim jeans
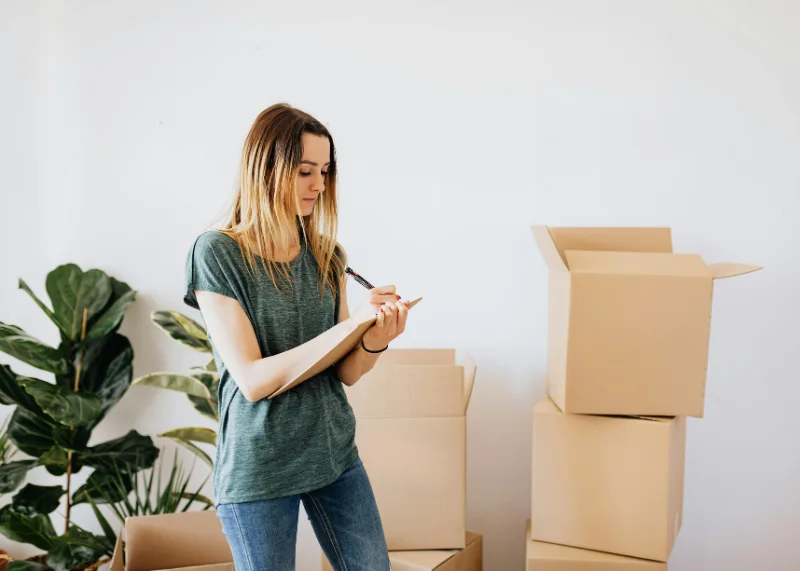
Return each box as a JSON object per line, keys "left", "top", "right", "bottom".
{"left": 216, "top": 456, "right": 391, "bottom": 571}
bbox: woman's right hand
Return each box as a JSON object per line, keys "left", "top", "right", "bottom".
{"left": 350, "top": 285, "right": 400, "bottom": 323}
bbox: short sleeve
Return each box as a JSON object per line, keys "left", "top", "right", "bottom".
{"left": 184, "top": 231, "right": 240, "bottom": 310}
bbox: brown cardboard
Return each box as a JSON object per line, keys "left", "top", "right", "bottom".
{"left": 343, "top": 349, "right": 477, "bottom": 550}
{"left": 268, "top": 297, "right": 423, "bottom": 398}
{"left": 531, "top": 225, "right": 762, "bottom": 417}
{"left": 531, "top": 399, "right": 686, "bottom": 562}
{"left": 110, "top": 511, "right": 233, "bottom": 571}
{"left": 526, "top": 520, "right": 667, "bottom": 570}
{"left": 322, "top": 532, "right": 482, "bottom": 571}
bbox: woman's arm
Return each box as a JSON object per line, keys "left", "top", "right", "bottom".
{"left": 335, "top": 286, "right": 410, "bottom": 386}
{"left": 195, "top": 285, "right": 400, "bottom": 402}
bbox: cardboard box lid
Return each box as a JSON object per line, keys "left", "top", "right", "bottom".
{"left": 345, "top": 349, "right": 476, "bottom": 418}
{"left": 532, "top": 225, "right": 762, "bottom": 279}
{"left": 526, "top": 521, "right": 666, "bottom": 569}
{"left": 536, "top": 398, "right": 674, "bottom": 423}
{"left": 269, "top": 298, "right": 423, "bottom": 398}
{"left": 388, "top": 532, "right": 480, "bottom": 569}
{"left": 110, "top": 511, "right": 233, "bottom": 571}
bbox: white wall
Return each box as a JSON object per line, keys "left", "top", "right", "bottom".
{"left": 2, "top": 0, "right": 798, "bottom": 569}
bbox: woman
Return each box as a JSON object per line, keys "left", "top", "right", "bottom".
{"left": 183, "top": 103, "right": 408, "bottom": 571}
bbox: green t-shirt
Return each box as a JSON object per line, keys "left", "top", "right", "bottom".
{"left": 183, "top": 229, "right": 358, "bottom": 505}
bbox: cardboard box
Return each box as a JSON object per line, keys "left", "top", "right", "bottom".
{"left": 269, "top": 297, "right": 423, "bottom": 398}
{"left": 343, "top": 348, "right": 477, "bottom": 550}
{"left": 322, "top": 532, "right": 482, "bottom": 571}
{"left": 110, "top": 511, "right": 233, "bottom": 571}
{"left": 531, "top": 399, "right": 686, "bottom": 562}
{"left": 526, "top": 520, "right": 667, "bottom": 570}
{"left": 531, "top": 225, "right": 761, "bottom": 417}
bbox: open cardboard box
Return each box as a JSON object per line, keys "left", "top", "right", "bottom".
{"left": 531, "top": 225, "right": 762, "bottom": 417}
{"left": 268, "top": 298, "right": 423, "bottom": 398}
{"left": 526, "top": 520, "right": 667, "bottom": 570}
{"left": 531, "top": 399, "right": 686, "bottom": 562}
{"left": 343, "top": 348, "right": 477, "bottom": 550}
{"left": 322, "top": 532, "right": 482, "bottom": 571}
{"left": 110, "top": 511, "right": 233, "bottom": 571}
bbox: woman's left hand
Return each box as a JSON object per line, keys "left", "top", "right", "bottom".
{"left": 361, "top": 299, "right": 411, "bottom": 352}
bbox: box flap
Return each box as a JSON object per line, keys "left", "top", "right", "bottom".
{"left": 348, "top": 363, "right": 465, "bottom": 418}
{"left": 462, "top": 353, "right": 476, "bottom": 412}
{"left": 110, "top": 529, "right": 124, "bottom": 571}
{"left": 531, "top": 226, "right": 568, "bottom": 271}
{"left": 526, "top": 520, "right": 665, "bottom": 567}
{"left": 269, "top": 298, "right": 423, "bottom": 398}
{"left": 388, "top": 532, "right": 480, "bottom": 570}
{"left": 548, "top": 227, "right": 673, "bottom": 261}
{"left": 565, "top": 250, "right": 711, "bottom": 277}
{"left": 125, "top": 511, "right": 232, "bottom": 571}
{"left": 708, "top": 262, "right": 763, "bottom": 279}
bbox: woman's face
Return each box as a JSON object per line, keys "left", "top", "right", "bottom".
{"left": 296, "top": 133, "right": 330, "bottom": 216}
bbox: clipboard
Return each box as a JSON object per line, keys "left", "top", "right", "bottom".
{"left": 268, "top": 297, "right": 423, "bottom": 398}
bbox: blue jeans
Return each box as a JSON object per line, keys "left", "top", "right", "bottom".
{"left": 216, "top": 456, "right": 391, "bottom": 571}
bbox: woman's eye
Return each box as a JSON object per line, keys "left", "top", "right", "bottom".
{"left": 321, "top": 171, "right": 328, "bottom": 176}
{"left": 299, "top": 171, "right": 312, "bottom": 176}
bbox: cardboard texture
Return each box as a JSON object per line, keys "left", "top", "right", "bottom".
{"left": 526, "top": 521, "right": 667, "bottom": 570}
{"left": 531, "top": 399, "right": 686, "bottom": 562}
{"left": 322, "top": 532, "right": 483, "bottom": 571}
{"left": 269, "top": 297, "right": 423, "bottom": 398}
{"left": 531, "top": 225, "right": 762, "bottom": 417}
{"left": 110, "top": 511, "right": 233, "bottom": 571}
{"left": 342, "top": 349, "right": 477, "bottom": 550}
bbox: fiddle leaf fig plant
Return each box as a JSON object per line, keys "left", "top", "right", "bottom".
{"left": 0, "top": 264, "right": 158, "bottom": 571}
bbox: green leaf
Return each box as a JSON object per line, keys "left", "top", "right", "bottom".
{"left": 152, "top": 311, "right": 211, "bottom": 352}
{"left": 8, "top": 562, "right": 53, "bottom": 571}
{"left": 79, "top": 430, "right": 158, "bottom": 473}
{"left": 190, "top": 357, "right": 217, "bottom": 373}
{"left": 165, "top": 438, "right": 213, "bottom": 468}
{"left": 0, "top": 323, "right": 68, "bottom": 375}
{"left": 0, "top": 364, "right": 45, "bottom": 414}
{"left": 12, "top": 484, "right": 65, "bottom": 516}
{"left": 38, "top": 446, "right": 70, "bottom": 476}
{"left": 187, "top": 373, "right": 218, "bottom": 421}
{"left": 18, "top": 378, "right": 103, "bottom": 427}
{"left": 132, "top": 373, "right": 211, "bottom": 398}
{"left": 77, "top": 334, "right": 134, "bottom": 426}
{"left": 159, "top": 427, "right": 216, "bottom": 446}
{"left": 84, "top": 492, "right": 117, "bottom": 546}
{"left": 8, "top": 408, "right": 56, "bottom": 457}
{"left": 173, "top": 491, "right": 214, "bottom": 509}
{"left": 45, "top": 264, "right": 113, "bottom": 341}
{"left": 0, "top": 505, "right": 56, "bottom": 550}
{"left": 0, "top": 460, "right": 36, "bottom": 494}
{"left": 47, "top": 526, "right": 112, "bottom": 571}
{"left": 18, "top": 278, "right": 60, "bottom": 331}
{"left": 85, "top": 289, "right": 136, "bottom": 343}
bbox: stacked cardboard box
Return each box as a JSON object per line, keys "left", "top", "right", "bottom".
{"left": 323, "top": 348, "right": 482, "bottom": 570}
{"left": 527, "top": 226, "right": 761, "bottom": 568}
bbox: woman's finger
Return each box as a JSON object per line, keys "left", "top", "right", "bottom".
{"left": 376, "top": 307, "right": 385, "bottom": 328}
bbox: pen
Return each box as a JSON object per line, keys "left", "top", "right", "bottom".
{"left": 345, "top": 267, "right": 402, "bottom": 300}
{"left": 345, "top": 266, "right": 376, "bottom": 290}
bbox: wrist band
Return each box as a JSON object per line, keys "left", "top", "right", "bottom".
{"left": 361, "top": 339, "right": 388, "bottom": 354}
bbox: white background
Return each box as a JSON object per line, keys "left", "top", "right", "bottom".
{"left": 1, "top": 1, "right": 798, "bottom": 569}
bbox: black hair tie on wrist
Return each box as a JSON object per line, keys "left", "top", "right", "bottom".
{"left": 361, "top": 339, "right": 388, "bottom": 354}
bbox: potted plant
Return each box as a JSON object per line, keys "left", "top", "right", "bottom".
{"left": 0, "top": 264, "right": 159, "bottom": 571}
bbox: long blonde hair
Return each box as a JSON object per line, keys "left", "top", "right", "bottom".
{"left": 216, "top": 103, "right": 345, "bottom": 299}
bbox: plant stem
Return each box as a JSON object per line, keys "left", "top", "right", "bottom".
{"left": 64, "top": 307, "right": 89, "bottom": 534}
